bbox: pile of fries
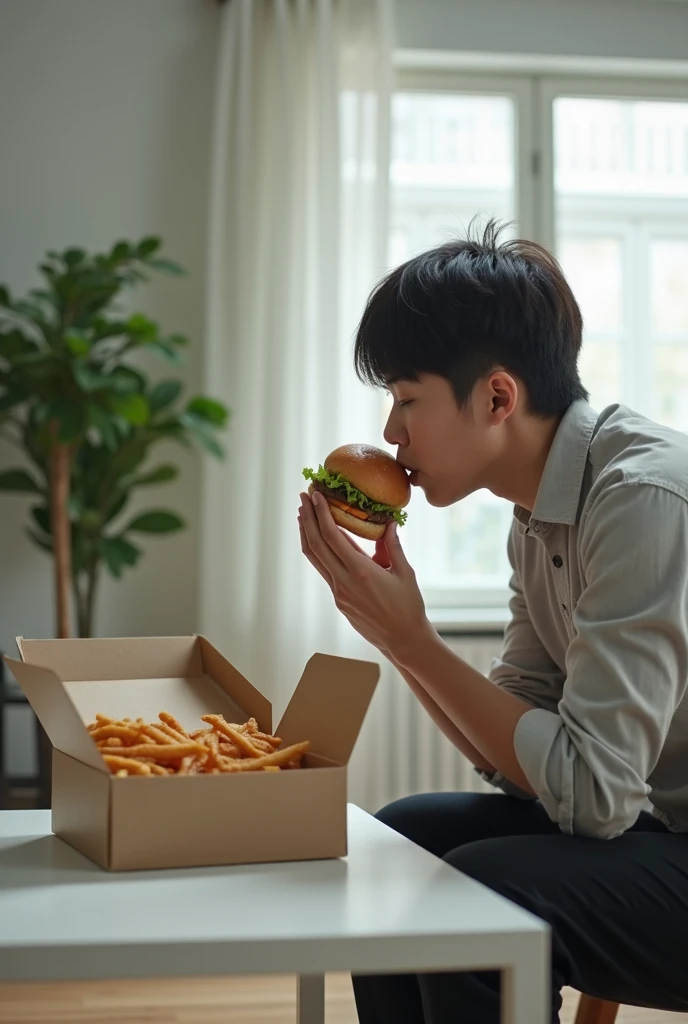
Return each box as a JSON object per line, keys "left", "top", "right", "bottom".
{"left": 87, "top": 712, "right": 310, "bottom": 777}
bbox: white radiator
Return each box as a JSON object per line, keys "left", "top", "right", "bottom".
{"left": 349, "top": 633, "right": 504, "bottom": 813}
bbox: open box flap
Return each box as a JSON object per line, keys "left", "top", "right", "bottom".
{"left": 197, "top": 635, "right": 272, "bottom": 731}
{"left": 15, "top": 635, "right": 202, "bottom": 680}
{"left": 276, "top": 653, "right": 379, "bottom": 765}
{"left": 4, "top": 656, "right": 107, "bottom": 773}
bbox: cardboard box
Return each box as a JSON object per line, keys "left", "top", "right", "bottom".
{"left": 5, "top": 635, "right": 379, "bottom": 871}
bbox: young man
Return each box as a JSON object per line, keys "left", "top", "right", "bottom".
{"left": 297, "top": 222, "right": 688, "bottom": 1024}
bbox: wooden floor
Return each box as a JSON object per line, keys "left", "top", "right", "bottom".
{"left": 0, "top": 975, "right": 687, "bottom": 1023}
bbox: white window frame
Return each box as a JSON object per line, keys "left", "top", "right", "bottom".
{"left": 387, "top": 56, "right": 688, "bottom": 618}
{"left": 537, "top": 75, "right": 688, "bottom": 251}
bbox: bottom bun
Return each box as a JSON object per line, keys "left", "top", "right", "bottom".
{"left": 329, "top": 502, "right": 387, "bottom": 541}
{"left": 307, "top": 482, "right": 388, "bottom": 540}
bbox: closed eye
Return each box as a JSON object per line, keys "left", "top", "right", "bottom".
{"left": 397, "top": 399, "right": 413, "bottom": 408}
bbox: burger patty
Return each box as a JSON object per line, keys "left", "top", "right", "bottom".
{"left": 310, "top": 479, "right": 394, "bottom": 524}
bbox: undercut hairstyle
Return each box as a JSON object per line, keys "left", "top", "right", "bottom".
{"left": 353, "top": 219, "right": 589, "bottom": 419}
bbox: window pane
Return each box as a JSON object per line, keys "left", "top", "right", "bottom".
{"left": 577, "top": 342, "right": 623, "bottom": 413}
{"left": 388, "top": 91, "right": 517, "bottom": 599}
{"left": 390, "top": 92, "right": 516, "bottom": 256}
{"left": 653, "top": 344, "right": 688, "bottom": 432}
{"left": 448, "top": 492, "right": 511, "bottom": 578}
{"left": 555, "top": 96, "right": 688, "bottom": 424}
{"left": 651, "top": 240, "right": 688, "bottom": 336}
{"left": 557, "top": 237, "right": 623, "bottom": 334}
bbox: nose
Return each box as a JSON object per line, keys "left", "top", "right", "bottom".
{"left": 383, "top": 404, "right": 408, "bottom": 448}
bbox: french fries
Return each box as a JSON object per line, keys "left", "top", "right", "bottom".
{"left": 87, "top": 712, "right": 310, "bottom": 778}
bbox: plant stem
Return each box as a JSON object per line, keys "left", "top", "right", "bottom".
{"left": 49, "top": 430, "right": 72, "bottom": 638}
{"left": 73, "top": 577, "right": 87, "bottom": 640}
{"left": 83, "top": 556, "right": 99, "bottom": 639}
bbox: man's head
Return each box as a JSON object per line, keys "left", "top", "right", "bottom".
{"left": 353, "top": 220, "right": 589, "bottom": 507}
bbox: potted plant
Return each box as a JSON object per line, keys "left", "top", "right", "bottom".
{"left": 0, "top": 238, "right": 229, "bottom": 638}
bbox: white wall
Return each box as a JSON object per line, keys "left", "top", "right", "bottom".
{"left": 0, "top": 0, "right": 220, "bottom": 672}
{"left": 396, "top": 0, "right": 688, "bottom": 62}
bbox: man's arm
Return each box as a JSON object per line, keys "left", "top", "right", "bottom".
{"left": 392, "top": 628, "right": 538, "bottom": 795}
{"left": 385, "top": 652, "right": 498, "bottom": 774}
{"left": 387, "top": 521, "right": 564, "bottom": 799}
{"left": 392, "top": 484, "right": 688, "bottom": 838}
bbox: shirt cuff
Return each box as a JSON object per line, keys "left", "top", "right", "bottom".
{"left": 513, "top": 707, "right": 573, "bottom": 832}
{"left": 473, "top": 765, "right": 536, "bottom": 801}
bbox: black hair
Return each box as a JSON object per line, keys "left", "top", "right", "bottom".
{"left": 353, "top": 219, "right": 589, "bottom": 419}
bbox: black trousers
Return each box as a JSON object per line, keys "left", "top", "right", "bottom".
{"left": 352, "top": 792, "right": 688, "bottom": 1024}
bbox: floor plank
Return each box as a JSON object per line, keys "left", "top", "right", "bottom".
{"left": 0, "top": 976, "right": 686, "bottom": 1023}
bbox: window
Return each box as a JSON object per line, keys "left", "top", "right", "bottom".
{"left": 383, "top": 84, "right": 526, "bottom": 608}
{"left": 554, "top": 95, "right": 688, "bottom": 429}
{"left": 365, "top": 69, "right": 688, "bottom": 612}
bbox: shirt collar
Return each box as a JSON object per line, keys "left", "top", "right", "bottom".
{"left": 513, "top": 399, "right": 600, "bottom": 529}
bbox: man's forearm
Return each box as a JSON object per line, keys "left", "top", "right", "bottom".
{"left": 391, "top": 626, "right": 537, "bottom": 796}
{"left": 387, "top": 654, "right": 497, "bottom": 774}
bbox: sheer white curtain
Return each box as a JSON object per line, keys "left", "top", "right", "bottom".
{"left": 200, "top": 0, "right": 394, "bottom": 795}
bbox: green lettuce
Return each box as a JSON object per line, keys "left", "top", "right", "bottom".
{"left": 302, "top": 465, "right": 408, "bottom": 526}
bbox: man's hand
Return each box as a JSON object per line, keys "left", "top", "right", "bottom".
{"left": 298, "top": 489, "right": 432, "bottom": 658}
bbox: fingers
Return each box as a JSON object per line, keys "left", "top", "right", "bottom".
{"left": 340, "top": 530, "right": 368, "bottom": 557}
{"left": 298, "top": 510, "right": 334, "bottom": 586}
{"left": 383, "top": 521, "right": 413, "bottom": 576}
{"left": 305, "top": 491, "right": 365, "bottom": 574}
{"left": 373, "top": 536, "right": 391, "bottom": 569}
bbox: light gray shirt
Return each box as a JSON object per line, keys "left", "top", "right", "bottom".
{"left": 480, "top": 399, "right": 688, "bottom": 839}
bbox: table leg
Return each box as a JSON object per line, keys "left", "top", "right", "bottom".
{"left": 501, "top": 941, "right": 549, "bottom": 1024}
{"left": 297, "top": 974, "right": 325, "bottom": 1024}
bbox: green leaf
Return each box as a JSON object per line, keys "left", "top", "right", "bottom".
{"left": 26, "top": 527, "right": 52, "bottom": 554}
{"left": 65, "top": 331, "right": 90, "bottom": 356}
{"left": 126, "top": 313, "right": 157, "bottom": 339}
{"left": 110, "top": 241, "right": 132, "bottom": 262}
{"left": 0, "top": 286, "right": 11, "bottom": 306}
{"left": 109, "top": 393, "right": 149, "bottom": 426}
{"left": 88, "top": 404, "right": 119, "bottom": 450}
{"left": 99, "top": 535, "right": 142, "bottom": 579}
{"left": 64, "top": 248, "right": 86, "bottom": 267}
{"left": 46, "top": 399, "right": 86, "bottom": 442}
{"left": 0, "top": 331, "right": 39, "bottom": 359}
{"left": 74, "top": 362, "right": 111, "bottom": 391}
{"left": 149, "top": 379, "right": 182, "bottom": 412}
{"left": 147, "top": 257, "right": 185, "bottom": 276}
{"left": 186, "top": 396, "right": 228, "bottom": 426}
{"left": 0, "top": 390, "right": 28, "bottom": 415}
{"left": 301, "top": 465, "right": 409, "bottom": 526}
{"left": 110, "top": 365, "right": 146, "bottom": 393}
{"left": 0, "top": 469, "right": 43, "bottom": 494}
{"left": 131, "top": 464, "right": 178, "bottom": 487}
{"left": 0, "top": 307, "right": 44, "bottom": 345}
{"left": 104, "top": 490, "right": 130, "bottom": 524}
{"left": 180, "top": 412, "right": 225, "bottom": 458}
{"left": 148, "top": 339, "right": 183, "bottom": 365}
{"left": 125, "top": 510, "right": 185, "bottom": 534}
{"left": 31, "top": 505, "right": 51, "bottom": 535}
{"left": 136, "top": 237, "right": 161, "bottom": 257}
{"left": 109, "top": 438, "right": 148, "bottom": 476}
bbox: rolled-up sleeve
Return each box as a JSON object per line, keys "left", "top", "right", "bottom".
{"left": 514, "top": 482, "right": 688, "bottom": 838}
{"left": 477, "top": 523, "right": 566, "bottom": 800}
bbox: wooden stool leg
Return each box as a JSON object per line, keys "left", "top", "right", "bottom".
{"left": 574, "top": 994, "right": 620, "bottom": 1024}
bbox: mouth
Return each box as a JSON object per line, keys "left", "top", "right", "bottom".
{"left": 397, "top": 460, "right": 420, "bottom": 485}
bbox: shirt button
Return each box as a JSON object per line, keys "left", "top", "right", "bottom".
{"left": 552, "top": 555, "right": 563, "bottom": 568}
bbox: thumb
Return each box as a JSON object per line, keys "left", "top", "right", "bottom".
{"left": 372, "top": 535, "right": 391, "bottom": 569}
{"left": 385, "top": 521, "right": 411, "bottom": 574}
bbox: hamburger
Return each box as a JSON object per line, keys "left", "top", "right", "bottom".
{"left": 302, "top": 443, "right": 411, "bottom": 541}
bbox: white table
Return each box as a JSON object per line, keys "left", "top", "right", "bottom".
{"left": 0, "top": 805, "right": 549, "bottom": 1024}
